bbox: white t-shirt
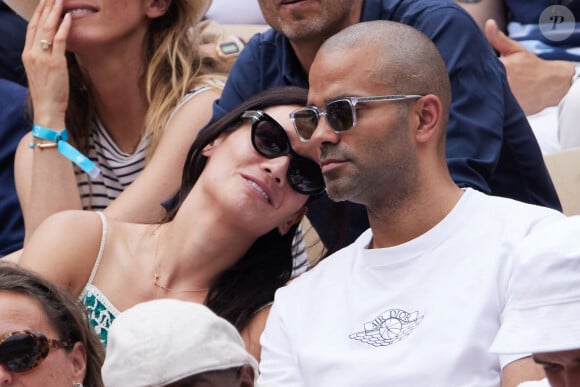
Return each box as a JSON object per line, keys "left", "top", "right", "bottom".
{"left": 259, "top": 189, "right": 563, "bottom": 387}
{"left": 205, "top": 0, "right": 266, "bottom": 24}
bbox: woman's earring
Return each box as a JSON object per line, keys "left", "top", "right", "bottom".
{"left": 73, "top": 382, "right": 83, "bottom": 387}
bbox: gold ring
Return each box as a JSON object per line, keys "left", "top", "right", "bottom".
{"left": 39, "top": 39, "right": 52, "bottom": 51}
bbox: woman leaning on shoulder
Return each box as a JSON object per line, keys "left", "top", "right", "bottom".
{"left": 20, "top": 87, "right": 325, "bottom": 361}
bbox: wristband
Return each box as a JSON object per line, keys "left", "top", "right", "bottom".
{"left": 30, "top": 124, "right": 101, "bottom": 178}
{"left": 29, "top": 142, "right": 58, "bottom": 149}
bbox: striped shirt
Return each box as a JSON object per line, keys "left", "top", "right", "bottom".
{"left": 74, "top": 86, "right": 210, "bottom": 210}
{"left": 506, "top": 0, "right": 580, "bottom": 61}
{"left": 75, "top": 120, "right": 148, "bottom": 210}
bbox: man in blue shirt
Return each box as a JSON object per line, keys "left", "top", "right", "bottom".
{"left": 212, "top": 0, "right": 561, "bottom": 253}
{"left": 457, "top": 0, "right": 580, "bottom": 152}
{"left": 0, "top": 1, "right": 27, "bottom": 86}
{"left": 0, "top": 1, "right": 28, "bottom": 257}
{"left": 0, "top": 79, "right": 28, "bottom": 257}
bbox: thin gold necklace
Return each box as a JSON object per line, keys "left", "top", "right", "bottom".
{"left": 152, "top": 228, "right": 210, "bottom": 293}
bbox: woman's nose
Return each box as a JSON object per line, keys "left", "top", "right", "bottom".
{"left": 263, "top": 155, "right": 291, "bottom": 185}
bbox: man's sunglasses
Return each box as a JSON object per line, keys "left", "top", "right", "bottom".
{"left": 0, "top": 330, "right": 72, "bottom": 372}
{"left": 242, "top": 110, "right": 325, "bottom": 196}
{"left": 290, "top": 94, "right": 423, "bottom": 142}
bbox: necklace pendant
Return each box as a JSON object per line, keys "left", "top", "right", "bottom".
{"left": 152, "top": 269, "right": 209, "bottom": 293}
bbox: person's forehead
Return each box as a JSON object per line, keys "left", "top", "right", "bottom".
{"left": 263, "top": 105, "right": 299, "bottom": 124}
{"left": 308, "top": 49, "right": 381, "bottom": 105}
{"left": 164, "top": 367, "right": 241, "bottom": 387}
{"left": 534, "top": 349, "right": 580, "bottom": 364}
{"left": 0, "top": 291, "right": 56, "bottom": 337}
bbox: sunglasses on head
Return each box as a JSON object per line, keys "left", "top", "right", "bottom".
{"left": 0, "top": 330, "right": 72, "bottom": 373}
{"left": 241, "top": 110, "right": 325, "bottom": 196}
{"left": 290, "top": 94, "right": 423, "bottom": 142}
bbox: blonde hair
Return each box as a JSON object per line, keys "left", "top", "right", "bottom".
{"left": 65, "top": 0, "right": 228, "bottom": 159}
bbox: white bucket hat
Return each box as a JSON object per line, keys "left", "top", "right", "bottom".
{"left": 4, "top": 0, "right": 211, "bottom": 22}
{"left": 101, "top": 299, "right": 259, "bottom": 387}
{"left": 490, "top": 215, "right": 580, "bottom": 354}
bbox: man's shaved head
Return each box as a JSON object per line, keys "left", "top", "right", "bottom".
{"left": 319, "top": 20, "right": 452, "bottom": 128}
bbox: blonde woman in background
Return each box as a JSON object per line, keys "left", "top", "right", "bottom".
{"left": 10, "top": 0, "right": 225, "bottom": 243}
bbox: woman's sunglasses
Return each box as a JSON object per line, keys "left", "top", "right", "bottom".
{"left": 290, "top": 94, "right": 423, "bottom": 142}
{"left": 242, "top": 110, "right": 325, "bottom": 195}
{"left": 0, "top": 330, "right": 72, "bottom": 372}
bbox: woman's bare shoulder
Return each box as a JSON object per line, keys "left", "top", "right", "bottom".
{"left": 19, "top": 210, "right": 106, "bottom": 295}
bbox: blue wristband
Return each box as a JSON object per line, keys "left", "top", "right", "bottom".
{"left": 31, "top": 125, "right": 69, "bottom": 142}
{"left": 31, "top": 124, "right": 101, "bottom": 178}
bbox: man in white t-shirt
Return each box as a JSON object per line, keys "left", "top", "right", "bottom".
{"left": 258, "top": 20, "right": 566, "bottom": 387}
{"left": 490, "top": 216, "right": 580, "bottom": 387}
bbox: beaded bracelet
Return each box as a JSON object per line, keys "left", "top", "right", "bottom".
{"left": 30, "top": 125, "right": 101, "bottom": 178}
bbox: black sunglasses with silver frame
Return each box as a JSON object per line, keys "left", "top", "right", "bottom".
{"left": 242, "top": 110, "right": 325, "bottom": 196}
{"left": 290, "top": 94, "right": 423, "bottom": 142}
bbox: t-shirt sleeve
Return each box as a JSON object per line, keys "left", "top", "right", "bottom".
{"left": 258, "top": 289, "right": 305, "bottom": 387}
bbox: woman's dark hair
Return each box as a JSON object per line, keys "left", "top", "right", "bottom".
{"left": 167, "top": 86, "right": 311, "bottom": 330}
{"left": 0, "top": 262, "right": 104, "bottom": 387}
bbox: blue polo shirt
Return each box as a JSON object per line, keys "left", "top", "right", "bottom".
{"left": 505, "top": 0, "right": 580, "bottom": 61}
{"left": 0, "top": 79, "right": 28, "bottom": 256}
{"left": 212, "top": 0, "right": 562, "bottom": 252}
{"left": 0, "top": 2, "right": 27, "bottom": 86}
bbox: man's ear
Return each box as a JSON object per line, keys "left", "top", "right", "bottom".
{"left": 145, "top": 0, "right": 172, "bottom": 19}
{"left": 201, "top": 137, "right": 224, "bottom": 157}
{"left": 278, "top": 206, "right": 308, "bottom": 236}
{"left": 414, "top": 94, "right": 442, "bottom": 144}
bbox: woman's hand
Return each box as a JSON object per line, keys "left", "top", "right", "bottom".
{"left": 22, "top": 0, "right": 71, "bottom": 129}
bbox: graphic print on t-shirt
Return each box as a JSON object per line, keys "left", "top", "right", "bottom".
{"left": 349, "top": 308, "right": 424, "bottom": 347}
